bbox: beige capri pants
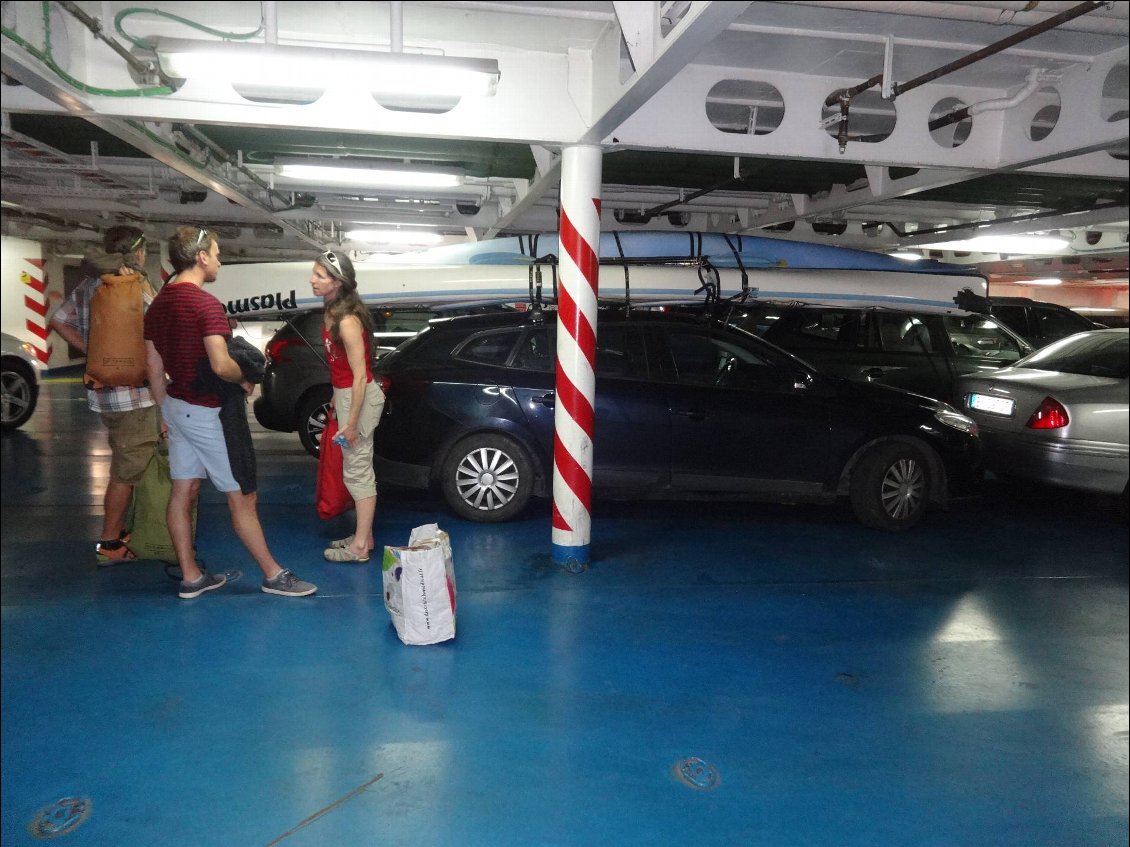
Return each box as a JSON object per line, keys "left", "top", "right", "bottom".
{"left": 332, "top": 381, "right": 385, "bottom": 500}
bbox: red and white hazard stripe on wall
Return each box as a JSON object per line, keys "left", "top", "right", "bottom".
{"left": 552, "top": 145, "right": 603, "bottom": 569}
{"left": 19, "top": 258, "right": 52, "bottom": 365}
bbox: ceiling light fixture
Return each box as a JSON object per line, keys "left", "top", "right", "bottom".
{"left": 152, "top": 37, "right": 500, "bottom": 109}
{"left": 275, "top": 158, "right": 464, "bottom": 189}
{"left": 917, "top": 235, "right": 1070, "bottom": 254}
{"left": 890, "top": 251, "right": 924, "bottom": 261}
{"left": 1023, "top": 278, "right": 1064, "bottom": 286}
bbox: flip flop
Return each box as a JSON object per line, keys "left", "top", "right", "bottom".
{"left": 324, "top": 546, "right": 370, "bottom": 563}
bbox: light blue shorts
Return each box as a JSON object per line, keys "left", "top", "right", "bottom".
{"left": 161, "top": 395, "right": 240, "bottom": 493}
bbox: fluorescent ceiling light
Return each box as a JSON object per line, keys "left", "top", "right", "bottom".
{"left": 153, "top": 37, "right": 500, "bottom": 108}
{"left": 346, "top": 229, "right": 444, "bottom": 246}
{"left": 1023, "top": 278, "right": 1063, "bottom": 286}
{"left": 276, "top": 159, "right": 463, "bottom": 189}
{"left": 918, "top": 235, "right": 1070, "bottom": 253}
{"left": 890, "top": 251, "right": 924, "bottom": 261}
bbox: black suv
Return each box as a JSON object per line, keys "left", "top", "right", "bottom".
{"left": 254, "top": 304, "right": 516, "bottom": 455}
{"left": 984, "top": 296, "right": 1099, "bottom": 348}
{"left": 722, "top": 301, "right": 1033, "bottom": 403}
{"left": 372, "top": 307, "right": 983, "bottom": 531}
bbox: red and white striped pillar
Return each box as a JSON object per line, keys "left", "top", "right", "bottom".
{"left": 20, "top": 259, "right": 52, "bottom": 364}
{"left": 552, "top": 144, "right": 602, "bottom": 570}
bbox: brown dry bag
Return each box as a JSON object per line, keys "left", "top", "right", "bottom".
{"left": 84, "top": 272, "right": 148, "bottom": 389}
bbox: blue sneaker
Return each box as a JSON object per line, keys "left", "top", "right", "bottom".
{"left": 178, "top": 571, "right": 227, "bottom": 599}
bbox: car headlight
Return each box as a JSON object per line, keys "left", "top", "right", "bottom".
{"left": 934, "top": 403, "right": 978, "bottom": 435}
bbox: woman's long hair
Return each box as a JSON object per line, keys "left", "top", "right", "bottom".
{"left": 317, "top": 250, "right": 374, "bottom": 347}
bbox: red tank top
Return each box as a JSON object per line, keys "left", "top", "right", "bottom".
{"left": 322, "top": 322, "right": 372, "bottom": 388}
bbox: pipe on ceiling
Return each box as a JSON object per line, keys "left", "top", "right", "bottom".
{"left": 56, "top": 0, "right": 160, "bottom": 81}
{"left": 262, "top": 1, "right": 278, "bottom": 45}
{"left": 928, "top": 66, "right": 1053, "bottom": 133}
{"left": 391, "top": 1, "right": 403, "bottom": 53}
{"left": 823, "top": 0, "right": 1107, "bottom": 151}
{"left": 773, "top": 0, "right": 1128, "bottom": 36}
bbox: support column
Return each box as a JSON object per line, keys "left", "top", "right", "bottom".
{"left": 552, "top": 144, "right": 602, "bottom": 571}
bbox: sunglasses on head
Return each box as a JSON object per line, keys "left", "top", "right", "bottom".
{"left": 321, "top": 250, "right": 345, "bottom": 279}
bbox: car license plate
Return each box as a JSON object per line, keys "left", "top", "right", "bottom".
{"left": 969, "top": 393, "right": 1014, "bottom": 416}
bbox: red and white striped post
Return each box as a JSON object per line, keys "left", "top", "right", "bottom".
{"left": 553, "top": 144, "right": 602, "bottom": 571}
{"left": 20, "top": 259, "right": 51, "bottom": 365}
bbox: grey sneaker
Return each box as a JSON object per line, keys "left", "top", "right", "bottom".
{"left": 178, "top": 571, "right": 227, "bottom": 599}
{"left": 261, "top": 568, "right": 317, "bottom": 597}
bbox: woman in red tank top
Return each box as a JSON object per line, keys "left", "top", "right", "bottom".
{"left": 311, "top": 250, "right": 386, "bottom": 562}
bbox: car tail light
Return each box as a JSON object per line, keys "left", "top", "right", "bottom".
{"left": 375, "top": 374, "right": 392, "bottom": 392}
{"left": 265, "top": 336, "right": 303, "bottom": 365}
{"left": 1026, "top": 396, "right": 1069, "bottom": 429}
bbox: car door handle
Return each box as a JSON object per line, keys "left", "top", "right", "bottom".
{"left": 673, "top": 408, "right": 706, "bottom": 421}
{"left": 530, "top": 393, "right": 555, "bottom": 407}
{"left": 862, "top": 367, "right": 885, "bottom": 381}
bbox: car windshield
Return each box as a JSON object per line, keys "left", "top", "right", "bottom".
{"left": 1015, "top": 331, "right": 1129, "bottom": 379}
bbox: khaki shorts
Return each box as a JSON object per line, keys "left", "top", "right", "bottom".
{"left": 100, "top": 405, "right": 160, "bottom": 484}
{"left": 333, "top": 381, "right": 385, "bottom": 501}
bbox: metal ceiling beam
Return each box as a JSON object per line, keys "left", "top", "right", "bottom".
{"left": 738, "top": 166, "right": 982, "bottom": 231}
{"left": 581, "top": 1, "right": 752, "bottom": 144}
{"left": 896, "top": 204, "right": 1130, "bottom": 246}
{"left": 484, "top": 152, "right": 562, "bottom": 240}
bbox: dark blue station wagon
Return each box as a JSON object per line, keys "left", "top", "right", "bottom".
{"left": 372, "top": 307, "right": 983, "bottom": 530}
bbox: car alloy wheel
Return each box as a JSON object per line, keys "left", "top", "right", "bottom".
{"left": 850, "top": 441, "right": 930, "bottom": 531}
{"left": 1, "top": 365, "right": 36, "bottom": 430}
{"left": 296, "top": 389, "right": 332, "bottom": 458}
{"left": 441, "top": 433, "right": 533, "bottom": 522}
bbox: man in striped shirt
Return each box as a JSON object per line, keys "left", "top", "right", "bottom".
{"left": 50, "top": 225, "right": 161, "bottom": 565}
{"left": 144, "top": 226, "right": 317, "bottom": 600}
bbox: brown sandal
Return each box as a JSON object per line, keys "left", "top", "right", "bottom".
{"left": 96, "top": 537, "right": 136, "bottom": 566}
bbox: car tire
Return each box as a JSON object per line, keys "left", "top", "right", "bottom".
{"left": 1, "top": 359, "right": 38, "bottom": 430}
{"left": 296, "top": 388, "right": 333, "bottom": 458}
{"left": 850, "top": 441, "right": 929, "bottom": 531}
{"left": 440, "top": 433, "right": 533, "bottom": 522}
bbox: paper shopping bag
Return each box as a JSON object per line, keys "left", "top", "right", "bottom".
{"left": 381, "top": 523, "right": 457, "bottom": 645}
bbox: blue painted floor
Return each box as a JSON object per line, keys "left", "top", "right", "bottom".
{"left": 2, "top": 379, "right": 1127, "bottom": 847}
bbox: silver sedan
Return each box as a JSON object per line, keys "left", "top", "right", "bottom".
{"left": 955, "top": 329, "right": 1128, "bottom": 497}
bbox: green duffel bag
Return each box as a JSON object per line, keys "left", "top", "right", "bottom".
{"left": 127, "top": 446, "right": 196, "bottom": 563}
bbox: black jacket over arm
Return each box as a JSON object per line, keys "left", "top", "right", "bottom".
{"left": 191, "top": 336, "right": 266, "bottom": 495}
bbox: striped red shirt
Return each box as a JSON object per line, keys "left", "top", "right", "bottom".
{"left": 144, "top": 282, "right": 231, "bottom": 407}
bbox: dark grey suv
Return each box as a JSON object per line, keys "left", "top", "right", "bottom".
{"left": 254, "top": 304, "right": 515, "bottom": 455}
{"left": 984, "top": 297, "right": 1099, "bottom": 348}
{"left": 725, "top": 301, "right": 1033, "bottom": 403}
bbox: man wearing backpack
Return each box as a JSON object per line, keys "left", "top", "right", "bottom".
{"left": 50, "top": 225, "right": 162, "bottom": 564}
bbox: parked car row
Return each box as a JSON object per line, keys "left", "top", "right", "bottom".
{"left": 253, "top": 294, "right": 1127, "bottom": 529}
